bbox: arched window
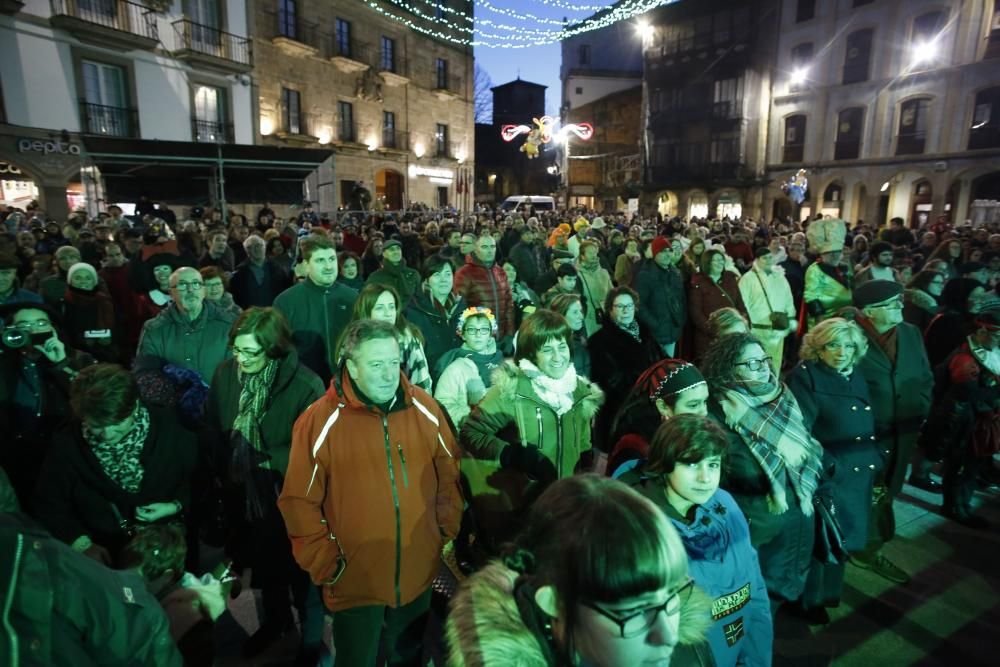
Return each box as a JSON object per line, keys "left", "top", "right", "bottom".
{"left": 969, "top": 86, "right": 1000, "bottom": 150}
{"left": 843, "top": 29, "right": 874, "bottom": 84}
{"left": 783, "top": 114, "right": 806, "bottom": 162}
{"left": 835, "top": 107, "right": 864, "bottom": 160}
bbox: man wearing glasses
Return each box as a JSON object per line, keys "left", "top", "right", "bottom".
{"left": 850, "top": 280, "right": 933, "bottom": 585}
{"left": 134, "top": 266, "right": 237, "bottom": 383}
{"left": 0, "top": 302, "right": 94, "bottom": 507}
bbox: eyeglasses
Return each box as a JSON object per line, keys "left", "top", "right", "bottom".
{"left": 583, "top": 579, "right": 695, "bottom": 639}
{"left": 613, "top": 302, "right": 635, "bottom": 311}
{"left": 870, "top": 297, "right": 904, "bottom": 310}
{"left": 10, "top": 320, "right": 51, "bottom": 332}
{"left": 734, "top": 356, "right": 772, "bottom": 372}
{"left": 231, "top": 346, "right": 265, "bottom": 359}
{"left": 464, "top": 327, "right": 492, "bottom": 336}
{"left": 173, "top": 281, "right": 204, "bottom": 291}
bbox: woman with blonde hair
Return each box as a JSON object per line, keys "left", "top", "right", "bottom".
{"left": 785, "top": 317, "right": 879, "bottom": 624}
{"left": 446, "top": 474, "right": 710, "bottom": 666}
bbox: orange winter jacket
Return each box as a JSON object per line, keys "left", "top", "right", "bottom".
{"left": 278, "top": 369, "right": 463, "bottom": 612}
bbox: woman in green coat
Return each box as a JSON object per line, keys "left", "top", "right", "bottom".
{"left": 459, "top": 309, "right": 604, "bottom": 557}
{"left": 203, "top": 307, "right": 325, "bottom": 663}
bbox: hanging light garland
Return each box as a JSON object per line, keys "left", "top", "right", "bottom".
{"left": 359, "top": 0, "right": 671, "bottom": 48}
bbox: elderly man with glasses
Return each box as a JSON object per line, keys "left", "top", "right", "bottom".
{"left": 849, "top": 280, "right": 933, "bottom": 585}
{"left": 134, "top": 266, "right": 237, "bottom": 384}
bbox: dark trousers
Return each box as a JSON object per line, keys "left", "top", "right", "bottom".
{"left": 943, "top": 447, "right": 984, "bottom": 512}
{"left": 801, "top": 560, "right": 847, "bottom": 609}
{"left": 331, "top": 588, "right": 432, "bottom": 667}
{"left": 856, "top": 486, "right": 896, "bottom": 561}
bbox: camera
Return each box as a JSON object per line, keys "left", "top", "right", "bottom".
{"left": 1, "top": 327, "right": 52, "bottom": 349}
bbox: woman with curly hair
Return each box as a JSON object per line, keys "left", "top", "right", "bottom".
{"left": 701, "top": 332, "right": 822, "bottom": 613}
{"left": 339, "top": 283, "right": 432, "bottom": 391}
{"left": 902, "top": 269, "right": 944, "bottom": 332}
{"left": 786, "top": 318, "right": 878, "bottom": 624}
{"left": 446, "top": 474, "right": 710, "bottom": 667}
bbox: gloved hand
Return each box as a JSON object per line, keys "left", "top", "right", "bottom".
{"left": 466, "top": 377, "right": 487, "bottom": 404}
{"left": 500, "top": 445, "right": 557, "bottom": 483}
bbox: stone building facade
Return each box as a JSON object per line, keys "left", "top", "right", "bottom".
{"left": 251, "top": 0, "right": 475, "bottom": 214}
{"left": 765, "top": 0, "right": 1000, "bottom": 227}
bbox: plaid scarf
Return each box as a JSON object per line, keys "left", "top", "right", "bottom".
{"left": 87, "top": 405, "right": 150, "bottom": 494}
{"left": 722, "top": 377, "right": 822, "bottom": 516}
{"left": 231, "top": 357, "right": 279, "bottom": 519}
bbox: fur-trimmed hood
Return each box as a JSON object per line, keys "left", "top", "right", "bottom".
{"left": 489, "top": 360, "right": 604, "bottom": 421}
{"left": 446, "top": 561, "right": 713, "bottom": 667}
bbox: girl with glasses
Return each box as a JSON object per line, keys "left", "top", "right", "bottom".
{"left": 434, "top": 307, "right": 503, "bottom": 427}
{"left": 447, "top": 474, "right": 710, "bottom": 667}
{"left": 701, "top": 332, "right": 823, "bottom": 616}
{"left": 620, "top": 415, "right": 773, "bottom": 667}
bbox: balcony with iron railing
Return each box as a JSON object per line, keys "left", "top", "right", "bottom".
{"left": 968, "top": 124, "right": 1000, "bottom": 150}
{"left": 50, "top": 0, "right": 158, "bottom": 50}
{"left": 192, "top": 118, "right": 233, "bottom": 143}
{"left": 834, "top": 139, "right": 861, "bottom": 160}
{"left": 895, "top": 132, "right": 926, "bottom": 156}
{"left": 434, "top": 74, "right": 463, "bottom": 96}
{"left": 274, "top": 106, "right": 318, "bottom": 143}
{"left": 377, "top": 53, "right": 409, "bottom": 86}
{"left": 380, "top": 129, "right": 408, "bottom": 151}
{"left": 330, "top": 37, "right": 373, "bottom": 72}
{"left": 264, "top": 9, "right": 321, "bottom": 58}
{"left": 79, "top": 101, "right": 138, "bottom": 138}
{"left": 782, "top": 143, "right": 804, "bottom": 163}
{"left": 336, "top": 120, "right": 358, "bottom": 144}
{"left": 646, "top": 162, "right": 744, "bottom": 183}
{"left": 171, "top": 19, "right": 252, "bottom": 73}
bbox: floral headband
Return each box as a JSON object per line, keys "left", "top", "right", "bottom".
{"left": 457, "top": 306, "right": 498, "bottom": 337}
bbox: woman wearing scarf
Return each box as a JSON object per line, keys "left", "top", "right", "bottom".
{"left": 61, "top": 261, "right": 118, "bottom": 362}
{"left": 34, "top": 363, "right": 196, "bottom": 565}
{"left": 924, "top": 277, "right": 986, "bottom": 367}
{"left": 588, "top": 286, "right": 663, "bottom": 450}
{"left": 689, "top": 249, "right": 747, "bottom": 361}
{"left": 786, "top": 318, "right": 879, "bottom": 624}
{"left": 203, "top": 307, "right": 326, "bottom": 662}
{"left": 460, "top": 309, "right": 604, "bottom": 558}
{"left": 902, "top": 268, "right": 944, "bottom": 332}
{"left": 702, "top": 332, "right": 823, "bottom": 613}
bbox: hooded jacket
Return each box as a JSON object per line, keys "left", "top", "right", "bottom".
{"left": 277, "top": 368, "right": 463, "bottom": 612}
{"left": 454, "top": 255, "right": 516, "bottom": 338}
{"left": 459, "top": 362, "right": 604, "bottom": 548}
{"left": 445, "top": 561, "right": 713, "bottom": 667}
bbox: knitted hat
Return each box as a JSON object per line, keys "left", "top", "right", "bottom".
{"left": 634, "top": 359, "right": 707, "bottom": 402}
{"left": 651, "top": 236, "right": 671, "bottom": 258}
{"left": 66, "top": 262, "right": 98, "bottom": 285}
{"left": 806, "top": 219, "right": 847, "bottom": 254}
{"left": 574, "top": 218, "right": 590, "bottom": 233}
{"left": 853, "top": 279, "right": 903, "bottom": 310}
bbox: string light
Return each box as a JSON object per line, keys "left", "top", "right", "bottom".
{"left": 359, "top": 0, "right": 672, "bottom": 48}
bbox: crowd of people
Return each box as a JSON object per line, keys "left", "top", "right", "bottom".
{"left": 1, "top": 198, "right": 999, "bottom": 666}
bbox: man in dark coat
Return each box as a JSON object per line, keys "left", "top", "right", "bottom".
{"left": 230, "top": 235, "right": 289, "bottom": 308}
{"left": 365, "top": 240, "right": 421, "bottom": 302}
{"left": 850, "top": 280, "right": 933, "bottom": 584}
{"left": 507, "top": 226, "right": 547, "bottom": 292}
{"left": 633, "top": 236, "right": 687, "bottom": 357}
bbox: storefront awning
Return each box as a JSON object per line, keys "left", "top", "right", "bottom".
{"left": 82, "top": 137, "right": 333, "bottom": 205}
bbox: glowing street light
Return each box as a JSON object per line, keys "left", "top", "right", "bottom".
{"left": 910, "top": 39, "right": 939, "bottom": 67}
{"left": 790, "top": 66, "right": 809, "bottom": 86}
{"left": 880, "top": 181, "right": 890, "bottom": 193}
{"left": 637, "top": 20, "right": 654, "bottom": 42}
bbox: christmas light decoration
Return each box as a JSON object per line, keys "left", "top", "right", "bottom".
{"left": 358, "top": 0, "right": 673, "bottom": 48}
{"left": 502, "top": 116, "right": 593, "bottom": 158}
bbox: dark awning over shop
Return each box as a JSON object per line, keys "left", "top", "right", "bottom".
{"left": 82, "top": 137, "right": 332, "bottom": 205}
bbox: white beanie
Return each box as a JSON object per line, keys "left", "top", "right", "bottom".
{"left": 66, "top": 262, "right": 98, "bottom": 286}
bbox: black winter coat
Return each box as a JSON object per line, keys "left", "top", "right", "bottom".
{"left": 404, "top": 289, "right": 467, "bottom": 379}
{"left": 786, "top": 360, "right": 881, "bottom": 551}
{"left": 633, "top": 259, "right": 687, "bottom": 346}
{"left": 230, "top": 260, "right": 290, "bottom": 308}
{"left": 588, "top": 320, "right": 661, "bottom": 448}
{"left": 33, "top": 406, "right": 197, "bottom": 557}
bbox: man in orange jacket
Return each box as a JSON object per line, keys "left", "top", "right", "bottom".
{"left": 278, "top": 318, "right": 463, "bottom": 665}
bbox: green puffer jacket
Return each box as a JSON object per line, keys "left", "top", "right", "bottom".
{"left": 459, "top": 362, "right": 604, "bottom": 548}
{"left": 134, "top": 301, "right": 237, "bottom": 382}
{"left": 273, "top": 278, "right": 358, "bottom": 384}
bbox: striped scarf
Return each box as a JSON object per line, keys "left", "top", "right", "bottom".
{"left": 231, "top": 357, "right": 279, "bottom": 519}
{"left": 722, "top": 376, "right": 822, "bottom": 516}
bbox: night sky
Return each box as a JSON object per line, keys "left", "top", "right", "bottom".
{"left": 474, "top": 2, "right": 597, "bottom": 117}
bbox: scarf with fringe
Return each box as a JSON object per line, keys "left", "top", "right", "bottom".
{"left": 231, "top": 357, "right": 279, "bottom": 519}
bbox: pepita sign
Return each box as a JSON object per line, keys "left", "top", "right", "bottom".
{"left": 17, "top": 138, "right": 81, "bottom": 155}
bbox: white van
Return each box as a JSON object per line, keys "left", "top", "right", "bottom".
{"left": 499, "top": 195, "right": 556, "bottom": 213}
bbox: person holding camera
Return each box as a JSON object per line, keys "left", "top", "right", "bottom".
{"left": 739, "top": 247, "right": 797, "bottom": 373}
{"left": 0, "top": 302, "right": 94, "bottom": 507}
{"left": 33, "top": 363, "right": 197, "bottom": 566}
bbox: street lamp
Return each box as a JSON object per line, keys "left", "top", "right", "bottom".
{"left": 910, "top": 38, "right": 939, "bottom": 67}
{"left": 790, "top": 66, "right": 809, "bottom": 86}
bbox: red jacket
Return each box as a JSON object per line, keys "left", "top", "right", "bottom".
{"left": 453, "top": 256, "right": 515, "bottom": 338}
{"left": 278, "top": 369, "right": 463, "bottom": 611}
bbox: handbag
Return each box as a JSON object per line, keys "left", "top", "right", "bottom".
{"left": 812, "top": 493, "right": 848, "bottom": 565}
